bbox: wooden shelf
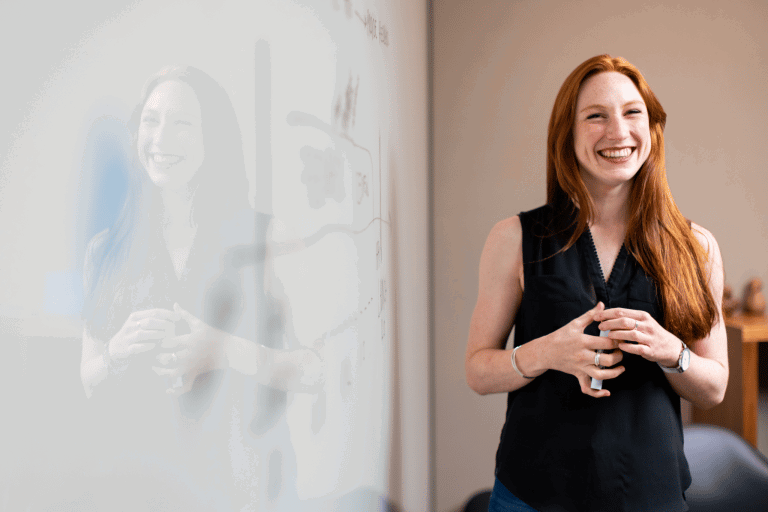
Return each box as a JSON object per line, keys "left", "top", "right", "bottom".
{"left": 726, "top": 313, "right": 768, "bottom": 343}
{"left": 692, "top": 314, "right": 768, "bottom": 447}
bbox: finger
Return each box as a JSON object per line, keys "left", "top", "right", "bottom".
{"left": 597, "top": 317, "right": 638, "bottom": 332}
{"left": 574, "top": 302, "right": 605, "bottom": 328}
{"left": 136, "top": 317, "right": 177, "bottom": 332}
{"left": 602, "top": 329, "right": 641, "bottom": 344}
{"left": 161, "top": 333, "right": 191, "bottom": 349}
{"left": 594, "top": 307, "right": 647, "bottom": 323}
{"left": 130, "top": 308, "right": 180, "bottom": 322}
{"left": 174, "top": 302, "right": 196, "bottom": 323}
{"left": 132, "top": 329, "right": 168, "bottom": 343}
{"left": 618, "top": 342, "right": 650, "bottom": 357}
{"left": 128, "top": 342, "right": 159, "bottom": 355}
{"left": 577, "top": 374, "right": 610, "bottom": 398}
{"left": 596, "top": 351, "right": 624, "bottom": 367}
{"left": 584, "top": 335, "right": 621, "bottom": 352}
{"left": 589, "top": 365, "right": 626, "bottom": 380}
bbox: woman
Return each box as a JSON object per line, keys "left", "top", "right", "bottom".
{"left": 465, "top": 55, "right": 727, "bottom": 512}
{"left": 80, "top": 66, "right": 322, "bottom": 509}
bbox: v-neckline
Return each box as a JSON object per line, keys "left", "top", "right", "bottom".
{"left": 584, "top": 227, "right": 627, "bottom": 304}
{"left": 162, "top": 225, "right": 199, "bottom": 283}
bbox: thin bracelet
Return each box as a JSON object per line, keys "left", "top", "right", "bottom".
{"left": 511, "top": 345, "right": 534, "bottom": 379}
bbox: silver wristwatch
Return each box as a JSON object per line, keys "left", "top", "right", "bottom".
{"left": 658, "top": 341, "right": 690, "bottom": 374}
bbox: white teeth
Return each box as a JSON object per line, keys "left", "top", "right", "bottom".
{"left": 599, "top": 148, "right": 632, "bottom": 158}
{"left": 152, "top": 154, "right": 183, "bottom": 164}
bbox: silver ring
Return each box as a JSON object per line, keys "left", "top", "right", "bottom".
{"left": 634, "top": 320, "right": 638, "bottom": 331}
{"left": 595, "top": 351, "right": 601, "bottom": 367}
{"left": 171, "top": 352, "right": 178, "bottom": 364}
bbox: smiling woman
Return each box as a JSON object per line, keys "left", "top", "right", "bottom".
{"left": 465, "top": 55, "right": 727, "bottom": 512}
{"left": 79, "top": 66, "right": 325, "bottom": 510}
{"left": 138, "top": 80, "right": 205, "bottom": 189}
{"left": 572, "top": 72, "right": 651, "bottom": 193}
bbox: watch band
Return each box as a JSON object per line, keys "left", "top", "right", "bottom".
{"left": 657, "top": 341, "right": 689, "bottom": 374}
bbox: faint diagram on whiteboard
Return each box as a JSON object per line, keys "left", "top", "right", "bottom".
{"left": 259, "top": 2, "right": 392, "bottom": 504}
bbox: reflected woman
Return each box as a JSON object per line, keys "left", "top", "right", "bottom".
{"left": 80, "top": 66, "right": 321, "bottom": 509}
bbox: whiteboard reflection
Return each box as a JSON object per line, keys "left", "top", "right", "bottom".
{"left": 1, "top": 1, "right": 394, "bottom": 510}
{"left": 80, "top": 65, "right": 324, "bottom": 510}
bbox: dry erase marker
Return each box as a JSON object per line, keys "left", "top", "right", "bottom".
{"left": 590, "top": 330, "right": 611, "bottom": 390}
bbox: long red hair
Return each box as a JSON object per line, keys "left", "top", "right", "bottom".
{"left": 546, "top": 54, "right": 717, "bottom": 343}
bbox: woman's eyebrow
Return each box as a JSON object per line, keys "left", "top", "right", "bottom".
{"left": 579, "top": 100, "right": 645, "bottom": 113}
{"left": 141, "top": 107, "right": 200, "bottom": 119}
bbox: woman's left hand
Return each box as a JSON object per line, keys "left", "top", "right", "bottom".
{"left": 594, "top": 308, "right": 682, "bottom": 368}
{"left": 153, "top": 302, "right": 228, "bottom": 395}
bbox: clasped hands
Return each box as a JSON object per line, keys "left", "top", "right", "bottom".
{"left": 541, "top": 302, "right": 684, "bottom": 398}
{"left": 106, "top": 303, "right": 227, "bottom": 396}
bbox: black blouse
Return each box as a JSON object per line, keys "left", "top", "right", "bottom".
{"left": 495, "top": 205, "right": 690, "bottom": 512}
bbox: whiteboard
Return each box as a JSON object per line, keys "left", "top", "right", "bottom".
{"left": 0, "top": 0, "right": 428, "bottom": 510}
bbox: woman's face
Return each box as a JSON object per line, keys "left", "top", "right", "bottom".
{"left": 137, "top": 80, "right": 204, "bottom": 189}
{"left": 572, "top": 71, "right": 651, "bottom": 193}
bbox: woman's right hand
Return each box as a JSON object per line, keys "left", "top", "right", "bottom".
{"left": 538, "top": 302, "right": 625, "bottom": 397}
{"left": 107, "top": 308, "right": 180, "bottom": 372}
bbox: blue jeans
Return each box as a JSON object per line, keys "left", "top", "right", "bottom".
{"left": 488, "top": 478, "right": 540, "bottom": 512}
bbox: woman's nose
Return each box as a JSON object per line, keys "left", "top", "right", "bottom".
{"left": 606, "top": 116, "right": 629, "bottom": 140}
{"left": 153, "top": 120, "right": 172, "bottom": 147}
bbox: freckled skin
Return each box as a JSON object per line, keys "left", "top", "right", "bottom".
{"left": 573, "top": 72, "right": 651, "bottom": 192}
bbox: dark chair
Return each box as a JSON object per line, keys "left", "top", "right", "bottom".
{"left": 463, "top": 488, "right": 492, "bottom": 512}
{"left": 684, "top": 424, "right": 768, "bottom": 512}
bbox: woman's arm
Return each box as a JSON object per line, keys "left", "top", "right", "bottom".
{"left": 157, "top": 303, "right": 324, "bottom": 396}
{"left": 596, "top": 224, "right": 728, "bottom": 409}
{"left": 661, "top": 224, "right": 728, "bottom": 408}
{"left": 465, "top": 217, "right": 624, "bottom": 397}
{"left": 81, "top": 327, "right": 108, "bottom": 399}
{"left": 226, "top": 331, "right": 324, "bottom": 393}
{"left": 465, "top": 216, "right": 527, "bottom": 395}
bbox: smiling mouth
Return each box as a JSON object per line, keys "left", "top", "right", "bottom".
{"left": 598, "top": 147, "right": 634, "bottom": 161}
{"left": 152, "top": 153, "right": 184, "bottom": 165}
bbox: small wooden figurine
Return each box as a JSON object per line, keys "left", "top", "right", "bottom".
{"left": 722, "top": 284, "right": 740, "bottom": 317}
{"left": 742, "top": 278, "right": 766, "bottom": 316}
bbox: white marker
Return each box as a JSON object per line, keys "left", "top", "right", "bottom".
{"left": 590, "top": 330, "right": 611, "bottom": 390}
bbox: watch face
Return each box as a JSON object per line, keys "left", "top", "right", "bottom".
{"left": 681, "top": 348, "right": 691, "bottom": 371}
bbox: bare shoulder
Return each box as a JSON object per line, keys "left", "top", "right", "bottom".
{"left": 689, "top": 222, "right": 721, "bottom": 262}
{"left": 479, "top": 215, "right": 524, "bottom": 290}
{"left": 481, "top": 216, "right": 522, "bottom": 267}
{"left": 690, "top": 222, "right": 717, "bottom": 249}
{"left": 485, "top": 216, "right": 522, "bottom": 250}
{"left": 690, "top": 221, "right": 724, "bottom": 289}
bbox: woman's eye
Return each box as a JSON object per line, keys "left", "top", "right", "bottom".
{"left": 586, "top": 113, "right": 603, "bottom": 120}
{"left": 142, "top": 116, "right": 158, "bottom": 124}
{"left": 626, "top": 109, "right": 642, "bottom": 115}
{"left": 176, "top": 120, "right": 192, "bottom": 126}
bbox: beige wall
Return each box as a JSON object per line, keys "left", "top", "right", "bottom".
{"left": 432, "top": 0, "right": 768, "bottom": 510}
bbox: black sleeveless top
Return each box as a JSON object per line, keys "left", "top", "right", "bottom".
{"left": 495, "top": 205, "right": 691, "bottom": 512}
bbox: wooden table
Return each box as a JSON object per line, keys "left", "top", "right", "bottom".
{"left": 692, "top": 313, "right": 768, "bottom": 447}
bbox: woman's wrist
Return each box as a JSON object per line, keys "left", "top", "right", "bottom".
{"left": 224, "top": 332, "right": 263, "bottom": 376}
{"left": 513, "top": 339, "right": 547, "bottom": 378}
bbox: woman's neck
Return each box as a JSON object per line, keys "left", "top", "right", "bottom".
{"left": 160, "top": 186, "right": 196, "bottom": 231}
{"left": 584, "top": 181, "right": 631, "bottom": 231}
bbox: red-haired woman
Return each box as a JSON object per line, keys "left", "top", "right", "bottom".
{"left": 466, "top": 55, "right": 727, "bottom": 511}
